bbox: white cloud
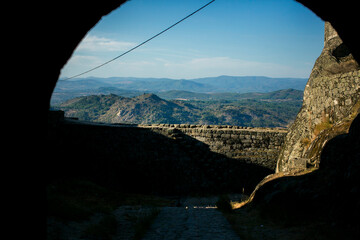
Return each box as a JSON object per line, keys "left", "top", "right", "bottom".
{"left": 60, "top": 34, "right": 136, "bottom": 78}
{"left": 75, "top": 34, "right": 136, "bottom": 52}
{"left": 60, "top": 55, "right": 105, "bottom": 78}
{"left": 69, "top": 55, "right": 103, "bottom": 66}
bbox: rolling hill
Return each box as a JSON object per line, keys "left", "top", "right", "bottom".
{"left": 58, "top": 90, "right": 302, "bottom": 127}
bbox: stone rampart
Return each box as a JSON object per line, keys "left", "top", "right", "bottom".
{"left": 49, "top": 114, "right": 287, "bottom": 195}
{"left": 140, "top": 124, "right": 287, "bottom": 171}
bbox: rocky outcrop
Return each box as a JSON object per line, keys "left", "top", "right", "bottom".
{"left": 244, "top": 22, "right": 360, "bottom": 237}
{"left": 243, "top": 110, "right": 360, "bottom": 238}
{"left": 276, "top": 22, "right": 360, "bottom": 172}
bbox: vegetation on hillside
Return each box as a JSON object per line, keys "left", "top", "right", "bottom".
{"left": 56, "top": 90, "right": 302, "bottom": 127}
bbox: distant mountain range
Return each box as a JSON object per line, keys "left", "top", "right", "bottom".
{"left": 52, "top": 75, "right": 307, "bottom": 105}
{"left": 57, "top": 89, "right": 303, "bottom": 127}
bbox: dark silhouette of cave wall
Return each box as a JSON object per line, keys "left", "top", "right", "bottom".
{"left": 44, "top": 0, "right": 127, "bottom": 111}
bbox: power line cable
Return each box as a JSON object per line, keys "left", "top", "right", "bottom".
{"left": 60, "top": 0, "right": 216, "bottom": 81}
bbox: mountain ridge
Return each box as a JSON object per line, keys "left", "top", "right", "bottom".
{"left": 56, "top": 75, "right": 307, "bottom": 93}
{"left": 58, "top": 90, "right": 302, "bottom": 127}
{"left": 51, "top": 81, "right": 304, "bottom": 105}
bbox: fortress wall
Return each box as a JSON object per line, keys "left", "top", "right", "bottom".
{"left": 140, "top": 124, "right": 287, "bottom": 171}
{"left": 49, "top": 115, "right": 287, "bottom": 194}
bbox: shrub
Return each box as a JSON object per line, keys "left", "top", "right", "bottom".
{"left": 314, "top": 115, "right": 333, "bottom": 136}
{"left": 216, "top": 195, "right": 233, "bottom": 213}
{"left": 300, "top": 137, "right": 311, "bottom": 148}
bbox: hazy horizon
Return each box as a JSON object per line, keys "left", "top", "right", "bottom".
{"left": 59, "top": 74, "right": 308, "bottom": 81}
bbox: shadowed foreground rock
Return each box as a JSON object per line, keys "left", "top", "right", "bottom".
{"left": 243, "top": 22, "right": 360, "bottom": 239}
{"left": 246, "top": 113, "right": 360, "bottom": 239}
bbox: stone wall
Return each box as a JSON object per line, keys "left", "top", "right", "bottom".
{"left": 48, "top": 115, "right": 286, "bottom": 195}
{"left": 303, "top": 71, "right": 360, "bottom": 124}
{"left": 140, "top": 124, "right": 287, "bottom": 171}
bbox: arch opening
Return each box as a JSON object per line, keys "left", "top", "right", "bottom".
{"left": 51, "top": 0, "right": 324, "bottom": 129}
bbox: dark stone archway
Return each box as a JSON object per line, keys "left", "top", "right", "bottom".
{"left": 44, "top": 0, "right": 127, "bottom": 111}
{"left": 44, "top": 1, "right": 360, "bottom": 235}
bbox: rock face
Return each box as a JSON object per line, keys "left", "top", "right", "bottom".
{"left": 247, "top": 113, "right": 360, "bottom": 237}
{"left": 276, "top": 22, "right": 360, "bottom": 172}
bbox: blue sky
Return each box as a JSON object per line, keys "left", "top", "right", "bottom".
{"left": 59, "top": 0, "right": 324, "bottom": 79}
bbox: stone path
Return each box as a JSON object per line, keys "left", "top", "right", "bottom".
{"left": 141, "top": 196, "right": 241, "bottom": 240}
{"left": 47, "top": 195, "right": 243, "bottom": 240}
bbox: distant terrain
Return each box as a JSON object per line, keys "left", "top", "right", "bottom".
{"left": 51, "top": 75, "right": 307, "bottom": 105}
{"left": 56, "top": 89, "right": 303, "bottom": 127}
{"left": 52, "top": 76, "right": 305, "bottom": 127}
